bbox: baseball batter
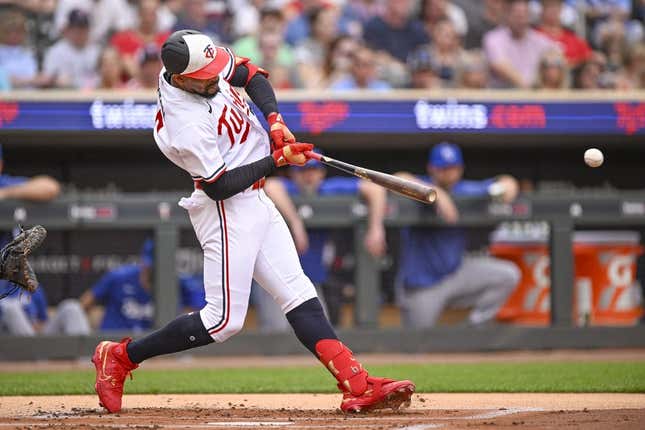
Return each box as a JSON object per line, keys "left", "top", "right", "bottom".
{"left": 92, "top": 30, "right": 414, "bottom": 414}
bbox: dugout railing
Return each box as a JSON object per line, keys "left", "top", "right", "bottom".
{"left": 0, "top": 89, "right": 643, "bottom": 359}
{"left": 0, "top": 192, "right": 644, "bottom": 360}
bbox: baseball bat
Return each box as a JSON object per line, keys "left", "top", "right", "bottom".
{"left": 304, "top": 150, "right": 437, "bottom": 204}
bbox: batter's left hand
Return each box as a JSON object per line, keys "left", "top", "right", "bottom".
{"left": 364, "top": 225, "right": 386, "bottom": 258}
{"left": 268, "top": 113, "right": 295, "bottom": 150}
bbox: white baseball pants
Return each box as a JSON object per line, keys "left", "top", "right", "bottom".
{"left": 180, "top": 187, "right": 318, "bottom": 342}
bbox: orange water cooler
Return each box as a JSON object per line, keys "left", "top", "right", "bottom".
{"left": 491, "top": 224, "right": 643, "bottom": 326}
{"left": 573, "top": 231, "right": 644, "bottom": 325}
{"left": 490, "top": 222, "right": 551, "bottom": 325}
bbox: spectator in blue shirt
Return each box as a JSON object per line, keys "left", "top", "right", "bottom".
{"left": 330, "top": 45, "right": 392, "bottom": 91}
{"left": 338, "top": 0, "right": 385, "bottom": 38}
{"left": 363, "top": 0, "right": 429, "bottom": 64}
{"left": 0, "top": 145, "right": 61, "bottom": 202}
{"left": 80, "top": 239, "right": 206, "bottom": 332}
{"left": 173, "top": 0, "right": 230, "bottom": 45}
{"left": 253, "top": 158, "right": 388, "bottom": 331}
{"left": 0, "top": 67, "right": 11, "bottom": 91}
{"left": 395, "top": 142, "right": 521, "bottom": 328}
{"left": 0, "top": 7, "right": 50, "bottom": 89}
{"left": 0, "top": 281, "right": 90, "bottom": 336}
{"left": 283, "top": 0, "right": 330, "bottom": 46}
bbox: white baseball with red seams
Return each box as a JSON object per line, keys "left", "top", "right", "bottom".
{"left": 153, "top": 63, "right": 318, "bottom": 342}
{"left": 584, "top": 148, "right": 604, "bottom": 168}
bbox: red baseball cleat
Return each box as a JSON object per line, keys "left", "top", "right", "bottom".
{"left": 91, "top": 338, "right": 138, "bottom": 413}
{"left": 339, "top": 376, "right": 415, "bottom": 413}
{"left": 315, "top": 339, "right": 415, "bottom": 414}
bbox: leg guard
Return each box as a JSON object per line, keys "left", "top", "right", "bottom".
{"left": 315, "top": 339, "right": 368, "bottom": 396}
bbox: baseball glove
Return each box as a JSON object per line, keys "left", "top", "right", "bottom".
{"left": 0, "top": 225, "right": 47, "bottom": 300}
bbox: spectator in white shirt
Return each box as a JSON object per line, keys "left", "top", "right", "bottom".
{"left": 43, "top": 9, "right": 100, "bottom": 89}
{"left": 53, "top": 0, "right": 176, "bottom": 45}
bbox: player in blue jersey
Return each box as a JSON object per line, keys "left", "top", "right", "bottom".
{"left": 396, "top": 142, "right": 521, "bottom": 328}
{"left": 0, "top": 147, "right": 64, "bottom": 334}
{"left": 0, "top": 144, "right": 60, "bottom": 202}
{"left": 80, "top": 239, "right": 206, "bottom": 332}
{"left": 257, "top": 156, "right": 387, "bottom": 330}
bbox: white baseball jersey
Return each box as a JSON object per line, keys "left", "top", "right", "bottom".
{"left": 151, "top": 60, "right": 317, "bottom": 342}
{"left": 153, "top": 65, "right": 271, "bottom": 185}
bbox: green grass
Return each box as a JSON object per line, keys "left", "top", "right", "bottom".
{"left": 1, "top": 362, "right": 644, "bottom": 396}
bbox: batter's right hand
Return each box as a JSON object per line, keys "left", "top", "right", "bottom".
{"left": 272, "top": 143, "right": 314, "bottom": 167}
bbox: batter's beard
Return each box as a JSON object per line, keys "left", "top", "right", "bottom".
{"left": 195, "top": 83, "right": 220, "bottom": 98}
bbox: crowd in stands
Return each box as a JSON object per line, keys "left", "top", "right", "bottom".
{"left": 0, "top": 0, "right": 643, "bottom": 91}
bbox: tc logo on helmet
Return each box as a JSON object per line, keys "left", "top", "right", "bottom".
{"left": 204, "top": 44, "right": 214, "bottom": 59}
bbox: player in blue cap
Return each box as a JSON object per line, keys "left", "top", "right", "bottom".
{"left": 395, "top": 142, "right": 521, "bottom": 328}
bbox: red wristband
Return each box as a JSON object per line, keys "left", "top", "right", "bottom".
{"left": 267, "top": 112, "right": 285, "bottom": 126}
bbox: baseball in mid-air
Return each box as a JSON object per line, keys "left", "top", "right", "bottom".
{"left": 584, "top": 148, "right": 604, "bottom": 168}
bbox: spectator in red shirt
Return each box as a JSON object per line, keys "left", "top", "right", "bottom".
{"left": 536, "top": 0, "right": 592, "bottom": 66}
{"left": 110, "top": 0, "right": 171, "bottom": 81}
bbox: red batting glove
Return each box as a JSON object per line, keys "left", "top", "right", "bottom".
{"left": 272, "top": 143, "right": 314, "bottom": 167}
{"left": 268, "top": 112, "right": 295, "bottom": 150}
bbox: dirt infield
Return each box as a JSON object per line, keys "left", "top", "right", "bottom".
{"left": 1, "top": 393, "right": 644, "bottom": 429}
{"left": 2, "top": 351, "right": 644, "bottom": 429}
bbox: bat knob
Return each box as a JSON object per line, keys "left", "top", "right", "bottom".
{"left": 304, "top": 150, "right": 323, "bottom": 162}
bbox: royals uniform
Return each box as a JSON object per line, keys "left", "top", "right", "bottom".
{"left": 91, "top": 266, "right": 206, "bottom": 331}
{"left": 398, "top": 176, "right": 496, "bottom": 289}
{"left": 397, "top": 143, "right": 520, "bottom": 328}
{"left": 153, "top": 55, "right": 317, "bottom": 342}
{"left": 0, "top": 174, "right": 28, "bottom": 188}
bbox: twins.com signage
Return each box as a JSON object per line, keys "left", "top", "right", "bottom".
{"left": 0, "top": 99, "right": 643, "bottom": 135}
